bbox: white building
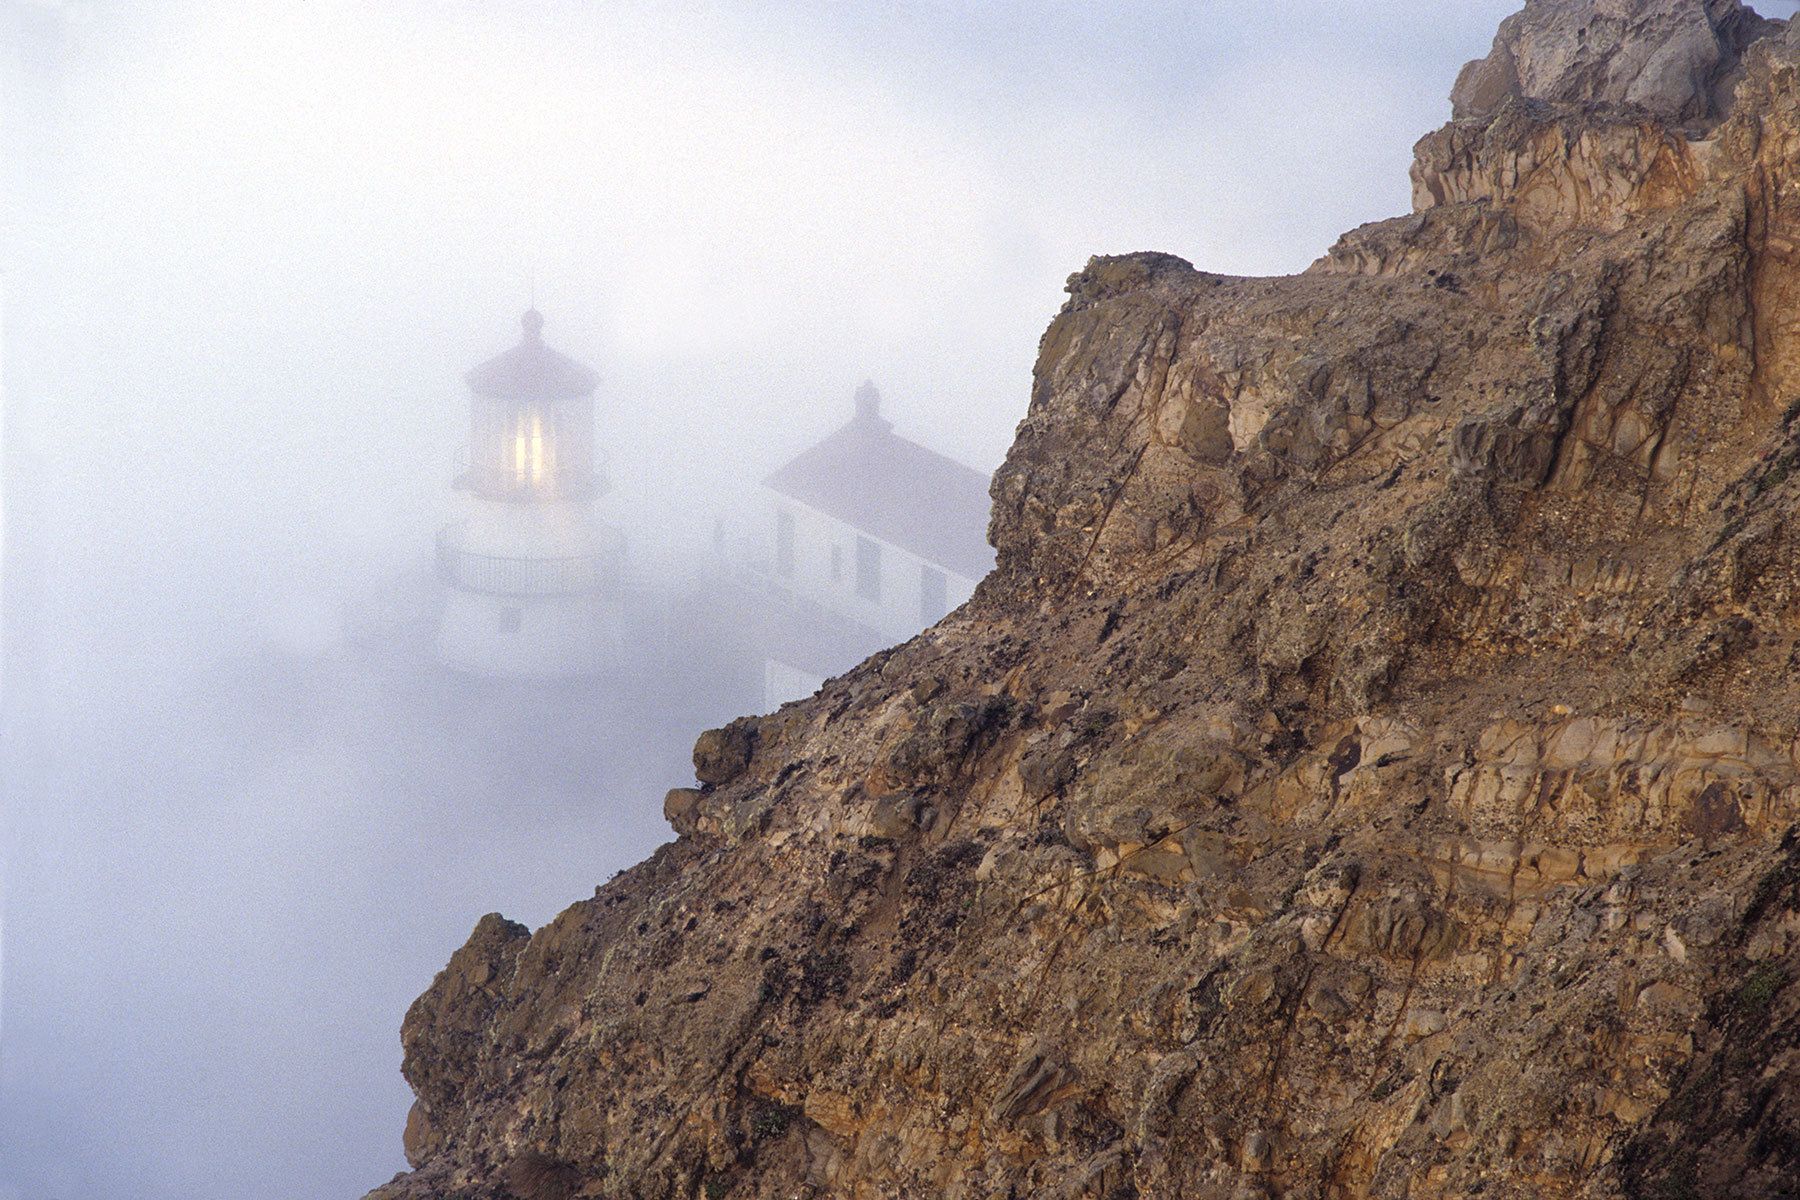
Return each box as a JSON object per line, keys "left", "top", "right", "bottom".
{"left": 435, "top": 309, "right": 625, "bottom": 679}
{"left": 753, "top": 381, "right": 993, "bottom": 707}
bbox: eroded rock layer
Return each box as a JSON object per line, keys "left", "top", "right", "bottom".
{"left": 370, "top": 3, "right": 1800, "bottom": 1197}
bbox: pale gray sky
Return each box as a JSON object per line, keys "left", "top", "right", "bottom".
{"left": 10, "top": 0, "right": 1550, "bottom": 687}
{"left": 40, "top": 0, "right": 1528, "bottom": 495}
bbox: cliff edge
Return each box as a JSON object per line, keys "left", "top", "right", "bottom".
{"left": 369, "top": 3, "right": 1800, "bottom": 1197}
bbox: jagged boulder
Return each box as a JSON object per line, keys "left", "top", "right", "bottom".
{"left": 692, "top": 718, "right": 757, "bottom": 786}
{"left": 1451, "top": 0, "right": 1780, "bottom": 125}
{"left": 394, "top": 913, "right": 528, "bottom": 1170}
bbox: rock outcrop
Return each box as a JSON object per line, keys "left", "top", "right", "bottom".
{"left": 367, "top": 3, "right": 1800, "bottom": 1198}
{"left": 1450, "top": 0, "right": 1779, "bottom": 125}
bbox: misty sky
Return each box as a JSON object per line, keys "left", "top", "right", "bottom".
{"left": 30, "top": 0, "right": 1536, "bottom": 518}
{"left": 14, "top": 3, "right": 1796, "bottom": 1200}
{"left": 9, "top": 0, "right": 1576, "bottom": 716}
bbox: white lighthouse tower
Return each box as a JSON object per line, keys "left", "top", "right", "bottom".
{"left": 434, "top": 309, "right": 624, "bottom": 679}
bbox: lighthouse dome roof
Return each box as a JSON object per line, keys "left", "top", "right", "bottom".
{"left": 465, "top": 309, "right": 599, "bottom": 401}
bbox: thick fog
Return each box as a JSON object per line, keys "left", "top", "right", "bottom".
{"left": 3, "top": 1, "right": 1732, "bottom": 1197}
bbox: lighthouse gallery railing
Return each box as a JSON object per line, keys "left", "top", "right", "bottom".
{"left": 435, "top": 527, "right": 613, "bottom": 597}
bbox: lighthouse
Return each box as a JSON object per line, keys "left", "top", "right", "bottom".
{"left": 434, "top": 309, "right": 624, "bottom": 679}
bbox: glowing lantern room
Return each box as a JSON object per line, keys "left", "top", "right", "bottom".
{"left": 458, "top": 308, "right": 604, "bottom": 501}
{"left": 435, "top": 308, "right": 623, "bottom": 680}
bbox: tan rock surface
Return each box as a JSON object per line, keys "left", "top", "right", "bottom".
{"left": 367, "top": 3, "right": 1800, "bottom": 1197}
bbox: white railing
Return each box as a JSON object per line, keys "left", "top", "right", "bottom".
{"left": 435, "top": 527, "right": 611, "bottom": 596}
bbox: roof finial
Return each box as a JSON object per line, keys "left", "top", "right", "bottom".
{"left": 522, "top": 307, "right": 545, "bottom": 343}
{"left": 855, "top": 379, "right": 882, "bottom": 422}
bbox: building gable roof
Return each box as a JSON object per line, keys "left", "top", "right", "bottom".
{"left": 763, "top": 386, "right": 995, "bottom": 581}
{"left": 465, "top": 309, "right": 599, "bottom": 402}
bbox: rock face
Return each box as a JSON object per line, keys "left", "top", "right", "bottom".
{"left": 1450, "top": 0, "right": 1779, "bottom": 124}
{"left": 368, "top": 3, "right": 1800, "bottom": 1198}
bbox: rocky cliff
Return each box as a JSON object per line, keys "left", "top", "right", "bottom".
{"left": 368, "top": 3, "right": 1800, "bottom": 1197}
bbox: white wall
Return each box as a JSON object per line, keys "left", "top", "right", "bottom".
{"left": 437, "top": 588, "right": 621, "bottom": 680}
{"left": 434, "top": 495, "right": 625, "bottom": 679}
{"left": 760, "top": 487, "right": 977, "bottom": 644}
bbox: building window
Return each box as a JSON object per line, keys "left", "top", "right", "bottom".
{"left": 830, "top": 544, "right": 843, "bottom": 582}
{"left": 776, "top": 509, "right": 796, "bottom": 577}
{"left": 920, "top": 565, "right": 948, "bottom": 624}
{"left": 498, "top": 606, "right": 523, "bottom": 633}
{"left": 856, "top": 536, "right": 881, "bottom": 601}
{"left": 511, "top": 407, "right": 547, "bottom": 488}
